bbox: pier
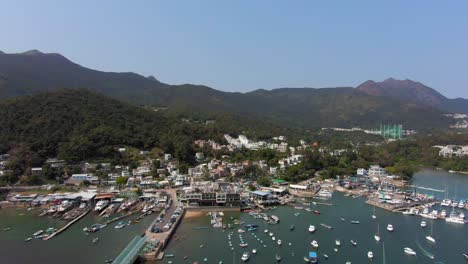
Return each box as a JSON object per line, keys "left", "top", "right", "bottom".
{"left": 44, "top": 209, "right": 90, "bottom": 240}
{"left": 111, "top": 236, "right": 147, "bottom": 264}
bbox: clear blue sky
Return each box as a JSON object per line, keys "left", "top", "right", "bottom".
{"left": 1, "top": 1, "right": 467, "bottom": 98}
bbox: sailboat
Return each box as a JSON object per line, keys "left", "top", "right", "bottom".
{"left": 372, "top": 205, "right": 376, "bottom": 219}
{"left": 425, "top": 221, "right": 436, "bottom": 243}
{"left": 374, "top": 224, "right": 381, "bottom": 242}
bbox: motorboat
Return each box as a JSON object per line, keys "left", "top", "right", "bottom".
{"left": 277, "top": 239, "right": 282, "bottom": 246}
{"left": 24, "top": 237, "right": 32, "bottom": 242}
{"left": 368, "top": 251, "right": 374, "bottom": 259}
{"left": 441, "top": 199, "right": 451, "bottom": 206}
{"left": 323, "top": 254, "right": 328, "bottom": 259}
{"left": 350, "top": 240, "right": 357, "bottom": 246}
{"left": 275, "top": 254, "right": 282, "bottom": 262}
{"left": 94, "top": 200, "right": 109, "bottom": 212}
{"left": 269, "top": 232, "right": 274, "bottom": 236}
{"left": 458, "top": 200, "right": 465, "bottom": 209}
{"left": 308, "top": 225, "right": 316, "bottom": 233}
{"left": 404, "top": 247, "right": 416, "bottom": 256}
{"left": 241, "top": 252, "right": 250, "bottom": 262}
{"left": 420, "top": 221, "right": 427, "bottom": 228}
{"left": 350, "top": 220, "right": 360, "bottom": 224}
{"left": 311, "top": 240, "right": 318, "bottom": 248}
{"left": 446, "top": 211, "right": 466, "bottom": 224}
{"left": 387, "top": 224, "right": 394, "bottom": 232}
{"left": 308, "top": 251, "right": 318, "bottom": 264}
{"left": 313, "top": 210, "right": 320, "bottom": 215}
{"left": 114, "top": 221, "right": 127, "bottom": 229}
{"left": 33, "top": 230, "right": 44, "bottom": 237}
{"left": 264, "top": 229, "right": 268, "bottom": 233}
{"left": 426, "top": 235, "right": 436, "bottom": 243}
{"left": 334, "top": 248, "right": 338, "bottom": 252}
{"left": 335, "top": 239, "right": 341, "bottom": 246}
{"left": 272, "top": 236, "right": 276, "bottom": 241}
{"left": 252, "top": 248, "right": 257, "bottom": 254}
{"left": 239, "top": 243, "right": 248, "bottom": 248}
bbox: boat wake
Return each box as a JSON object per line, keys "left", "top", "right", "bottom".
{"left": 416, "top": 240, "right": 435, "bottom": 260}
{"left": 410, "top": 185, "right": 445, "bottom": 193}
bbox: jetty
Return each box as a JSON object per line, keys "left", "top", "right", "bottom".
{"left": 44, "top": 209, "right": 90, "bottom": 240}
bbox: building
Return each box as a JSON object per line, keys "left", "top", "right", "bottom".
{"left": 179, "top": 182, "right": 241, "bottom": 206}
{"left": 368, "top": 165, "right": 387, "bottom": 177}
{"left": 71, "top": 173, "right": 97, "bottom": 181}
{"left": 356, "top": 168, "right": 368, "bottom": 176}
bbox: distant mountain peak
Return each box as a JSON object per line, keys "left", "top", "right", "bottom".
{"left": 21, "top": 49, "right": 44, "bottom": 55}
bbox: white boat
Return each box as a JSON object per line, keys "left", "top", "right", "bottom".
{"left": 334, "top": 248, "right": 338, "bottom": 252}
{"left": 458, "top": 200, "right": 465, "bottom": 209}
{"left": 426, "top": 221, "right": 436, "bottom": 243}
{"left": 335, "top": 239, "right": 341, "bottom": 246}
{"left": 387, "top": 224, "right": 394, "bottom": 232}
{"left": 374, "top": 224, "right": 381, "bottom": 242}
{"left": 241, "top": 252, "right": 250, "bottom": 262}
{"left": 311, "top": 240, "right": 318, "bottom": 248}
{"left": 252, "top": 248, "right": 257, "bottom": 254}
{"left": 272, "top": 236, "right": 276, "bottom": 241}
{"left": 94, "top": 200, "right": 109, "bottom": 212}
{"left": 440, "top": 210, "right": 447, "bottom": 218}
{"left": 24, "top": 237, "right": 32, "bottom": 242}
{"left": 350, "top": 240, "right": 357, "bottom": 246}
{"left": 441, "top": 199, "right": 451, "bottom": 207}
{"left": 420, "top": 221, "right": 427, "bottom": 227}
{"left": 404, "top": 247, "right": 416, "bottom": 256}
{"left": 269, "top": 232, "right": 274, "bottom": 236}
{"left": 33, "top": 230, "right": 44, "bottom": 237}
{"left": 264, "top": 229, "right": 268, "bottom": 233}
{"left": 277, "top": 239, "right": 282, "bottom": 246}
{"left": 372, "top": 206, "right": 377, "bottom": 219}
{"left": 308, "top": 225, "right": 316, "bottom": 233}
{"left": 445, "top": 211, "right": 466, "bottom": 224}
{"left": 368, "top": 251, "right": 374, "bottom": 259}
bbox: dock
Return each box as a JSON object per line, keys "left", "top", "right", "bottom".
{"left": 44, "top": 209, "right": 90, "bottom": 240}
{"left": 111, "top": 236, "right": 147, "bottom": 264}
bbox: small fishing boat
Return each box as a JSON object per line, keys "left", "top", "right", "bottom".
{"left": 311, "top": 240, "right": 318, "bottom": 248}
{"left": 387, "top": 224, "right": 394, "bottom": 232}
{"left": 308, "top": 251, "right": 318, "bottom": 264}
{"left": 308, "top": 225, "right": 316, "bottom": 233}
{"left": 404, "top": 247, "right": 416, "bottom": 256}
{"left": 420, "top": 221, "right": 427, "bottom": 228}
{"left": 241, "top": 252, "right": 250, "bottom": 262}
{"left": 33, "top": 230, "right": 44, "bottom": 237}
{"left": 350, "top": 240, "right": 357, "bottom": 246}
{"left": 239, "top": 243, "right": 248, "bottom": 248}
{"left": 368, "top": 251, "right": 374, "bottom": 259}
{"left": 350, "top": 220, "right": 360, "bottom": 224}
{"left": 24, "top": 237, "right": 32, "bottom": 242}
{"left": 335, "top": 239, "right": 341, "bottom": 246}
{"left": 275, "top": 253, "right": 282, "bottom": 262}
{"left": 289, "top": 225, "right": 295, "bottom": 231}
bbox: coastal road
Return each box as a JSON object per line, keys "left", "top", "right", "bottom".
{"left": 145, "top": 189, "right": 180, "bottom": 242}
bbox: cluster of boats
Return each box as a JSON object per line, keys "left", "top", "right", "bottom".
{"left": 24, "top": 227, "right": 57, "bottom": 241}
{"left": 403, "top": 204, "right": 466, "bottom": 224}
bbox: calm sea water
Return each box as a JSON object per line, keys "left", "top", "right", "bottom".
{"left": 0, "top": 169, "right": 467, "bottom": 264}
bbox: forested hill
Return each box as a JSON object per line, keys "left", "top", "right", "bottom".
{"left": 0, "top": 50, "right": 454, "bottom": 130}
{"left": 0, "top": 89, "right": 291, "bottom": 164}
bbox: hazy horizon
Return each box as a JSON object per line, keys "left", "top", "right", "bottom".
{"left": 1, "top": 1, "right": 467, "bottom": 97}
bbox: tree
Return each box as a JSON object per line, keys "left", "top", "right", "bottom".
{"left": 116, "top": 176, "right": 128, "bottom": 188}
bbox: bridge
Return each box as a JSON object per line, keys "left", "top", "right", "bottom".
{"left": 112, "top": 236, "right": 147, "bottom": 264}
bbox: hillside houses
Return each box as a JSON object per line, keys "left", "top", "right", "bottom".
{"left": 436, "top": 145, "right": 468, "bottom": 158}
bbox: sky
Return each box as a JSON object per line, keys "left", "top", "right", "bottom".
{"left": 1, "top": 0, "right": 468, "bottom": 98}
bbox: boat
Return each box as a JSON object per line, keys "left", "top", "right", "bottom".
{"left": 3, "top": 227, "right": 11, "bottom": 231}
{"left": 264, "top": 229, "right": 268, "bottom": 233}
{"left": 374, "top": 224, "right": 381, "bottom": 242}
{"left": 335, "top": 239, "right": 341, "bottom": 246}
{"left": 404, "top": 247, "right": 416, "bottom": 256}
{"left": 350, "top": 240, "right": 357, "bottom": 246}
{"left": 368, "top": 251, "right": 374, "bottom": 259}
{"left": 426, "top": 221, "right": 436, "bottom": 243}
{"left": 313, "top": 210, "right": 320, "bottom": 215}
{"left": 308, "top": 225, "right": 316, "bottom": 233}
{"left": 311, "top": 240, "right": 318, "bottom": 248}
{"left": 308, "top": 251, "right": 318, "bottom": 264}
{"left": 334, "top": 248, "right": 338, "bottom": 252}
{"left": 269, "top": 232, "right": 274, "bottom": 236}
{"left": 441, "top": 199, "right": 452, "bottom": 207}
{"left": 241, "top": 252, "right": 250, "bottom": 262}
{"left": 84, "top": 223, "right": 107, "bottom": 233}
{"left": 350, "top": 220, "right": 360, "bottom": 224}
{"left": 420, "top": 221, "right": 427, "bottom": 228}
{"left": 238, "top": 229, "right": 246, "bottom": 233}
{"left": 33, "top": 230, "right": 44, "bottom": 237}
{"left": 239, "top": 243, "right": 248, "bottom": 248}
{"left": 271, "top": 215, "right": 280, "bottom": 223}
{"left": 320, "top": 223, "right": 333, "bottom": 229}
{"left": 104, "top": 259, "right": 114, "bottom": 264}
{"left": 387, "top": 224, "right": 394, "bottom": 232}
{"left": 24, "top": 237, "right": 32, "bottom": 242}
{"left": 247, "top": 227, "right": 257, "bottom": 232}
{"left": 277, "top": 239, "right": 282, "bottom": 246}
{"left": 92, "top": 237, "right": 99, "bottom": 243}
{"left": 94, "top": 200, "right": 109, "bottom": 212}
{"left": 446, "top": 210, "right": 466, "bottom": 224}
{"left": 372, "top": 206, "right": 377, "bottom": 219}
{"left": 114, "top": 221, "right": 127, "bottom": 229}
{"left": 252, "top": 248, "right": 257, "bottom": 254}
{"left": 463, "top": 252, "right": 468, "bottom": 260}
{"left": 289, "top": 224, "right": 295, "bottom": 231}
{"left": 272, "top": 236, "right": 276, "bottom": 241}
{"left": 459, "top": 200, "right": 466, "bottom": 209}
{"left": 323, "top": 254, "right": 328, "bottom": 259}
{"left": 275, "top": 253, "right": 282, "bottom": 262}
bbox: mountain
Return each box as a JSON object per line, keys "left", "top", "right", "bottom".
{"left": 357, "top": 78, "right": 468, "bottom": 114}
{"left": 0, "top": 50, "right": 455, "bottom": 129}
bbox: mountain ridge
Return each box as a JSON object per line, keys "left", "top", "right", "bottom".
{"left": 0, "top": 50, "right": 458, "bottom": 129}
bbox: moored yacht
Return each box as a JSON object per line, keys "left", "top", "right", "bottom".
{"left": 241, "top": 252, "right": 250, "bottom": 262}
{"left": 420, "top": 221, "right": 427, "bottom": 228}
{"left": 441, "top": 199, "right": 451, "bottom": 207}
{"left": 335, "top": 239, "right": 341, "bottom": 246}
{"left": 387, "top": 224, "right": 394, "bottom": 232}
{"left": 368, "top": 251, "right": 374, "bottom": 259}
{"left": 94, "top": 200, "right": 109, "bottom": 212}
{"left": 404, "top": 247, "right": 416, "bottom": 256}
{"left": 311, "top": 240, "right": 318, "bottom": 248}
{"left": 308, "top": 225, "right": 316, "bottom": 233}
